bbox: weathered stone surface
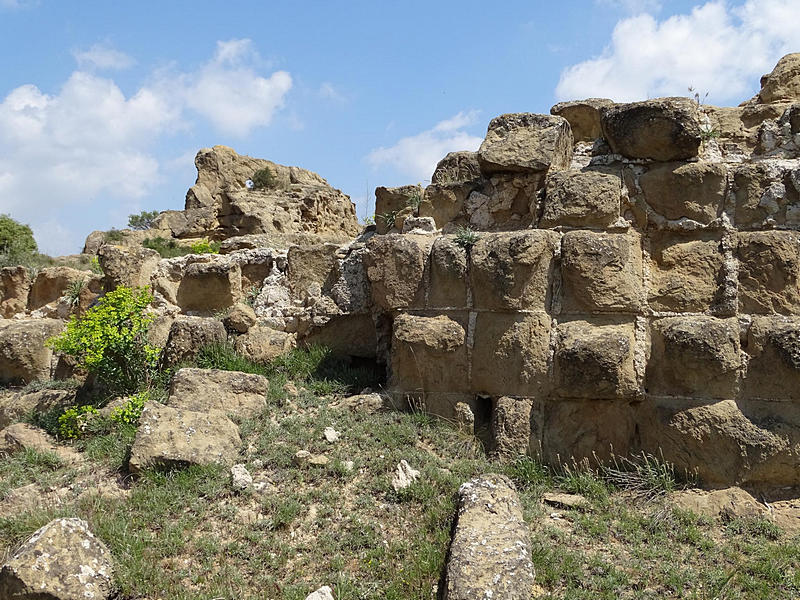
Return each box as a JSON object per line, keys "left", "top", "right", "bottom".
{"left": 733, "top": 163, "right": 799, "bottom": 228}
{"left": 402, "top": 216, "right": 436, "bottom": 233}
{"left": 0, "top": 518, "right": 113, "bottom": 600}
{"left": 0, "top": 423, "right": 79, "bottom": 463}
{"left": 177, "top": 261, "right": 242, "bottom": 313}
{"left": 472, "top": 312, "right": 551, "bottom": 396}
{"left": 431, "top": 151, "right": 482, "bottom": 184}
{"left": 300, "top": 314, "right": 376, "bottom": 358}
{"left": 0, "top": 319, "right": 64, "bottom": 385}
{"left": 465, "top": 174, "right": 541, "bottom": 230}
{"left": 550, "top": 98, "right": 614, "bottom": 141}
{"left": 647, "top": 316, "right": 740, "bottom": 398}
{"left": 169, "top": 368, "right": 268, "bottom": 417}
{"left": 477, "top": 113, "right": 573, "bottom": 175}
{"left": 286, "top": 243, "right": 339, "bottom": 301}
{"left": 560, "top": 230, "right": 642, "bottom": 313}
{"left": 428, "top": 236, "right": 468, "bottom": 308}
{"left": 375, "top": 185, "right": 423, "bottom": 234}
{"left": 757, "top": 53, "right": 800, "bottom": 104}
{"left": 391, "top": 459, "right": 420, "bottom": 491}
{"left": 235, "top": 325, "right": 295, "bottom": 362}
{"left": 223, "top": 302, "right": 257, "bottom": 333}
{"left": 0, "top": 266, "right": 30, "bottom": 318}
{"left": 419, "top": 182, "right": 473, "bottom": 229}
{"left": 162, "top": 316, "right": 226, "bottom": 366}
{"left": 470, "top": 230, "right": 558, "bottom": 310}
{"left": 647, "top": 232, "right": 725, "bottom": 313}
{"left": 0, "top": 389, "right": 76, "bottom": 429}
{"left": 639, "top": 162, "right": 727, "bottom": 223}
{"left": 97, "top": 244, "right": 160, "bottom": 292}
{"left": 671, "top": 487, "right": 769, "bottom": 522}
{"left": 737, "top": 231, "right": 800, "bottom": 314}
{"left": 492, "top": 397, "right": 534, "bottom": 458}
{"left": 538, "top": 399, "right": 637, "bottom": 462}
{"left": 391, "top": 314, "right": 468, "bottom": 394}
{"left": 553, "top": 320, "right": 637, "bottom": 399}
{"left": 364, "top": 234, "right": 433, "bottom": 311}
{"left": 28, "top": 267, "right": 90, "bottom": 311}
{"left": 640, "top": 399, "right": 793, "bottom": 487}
{"left": 742, "top": 316, "right": 800, "bottom": 400}
{"left": 129, "top": 402, "right": 242, "bottom": 472}
{"left": 540, "top": 169, "right": 621, "bottom": 228}
{"left": 305, "top": 586, "right": 335, "bottom": 600}
{"left": 601, "top": 97, "right": 702, "bottom": 161}
{"left": 443, "top": 474, "right": 535, "bottom": 600}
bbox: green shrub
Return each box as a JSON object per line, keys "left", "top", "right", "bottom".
{"left": 252, "top": 167, "right": 277, "bottom": 190}
{"left": 110, "top": 390, "right": 149, "bottom": 426}
{"left": 105, "top": 228, "right": 124, "bottom": 242}
{"left": 127, "top": 210, "right": 160, "bottom": 230}
{"left": 454, "top": 226, "right": 479, "bottom": 250}
{"left": 47, "top": 286, "right": 160, "bottom": 396}
{"left": 0, "top": 214, "right": 38, "bottom": 266}
{"left": 58, "top": 405, "right": 99, "bottom": 440}
{"left": 189, "top": 239, "right": 220, "bottom": 254}
{"left": 65, "top": 278, "right": 86, "bottom": 307}
{"left": 142, "top": 237, "right": 192, "bottom": 258}
{"left": 377, "top": 210, "right": 400, "bottom": 230}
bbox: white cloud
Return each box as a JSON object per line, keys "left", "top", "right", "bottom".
{"left": 556, "top": 0, "right": 800, "bottom": 105}
{"left": 72, "top": 43, "right": 135, "bottom": 70}
{"left": 0, "top": 38, "right": 293, "bottom": 254}
{"left": 367, "top": 111, "right": 483, "bottom": 182}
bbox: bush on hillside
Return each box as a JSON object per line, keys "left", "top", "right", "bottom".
{"left": 252, "top": 167, "right": 277, "bottom": 190}
{"left": 128, "top": 210, "right": 160, "bottom": 230}
{"left": 0, "top": 213, "right": 38, "bottom": 264}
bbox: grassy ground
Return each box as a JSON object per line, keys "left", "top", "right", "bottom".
{"left": 0, "top": 347, "right": 798, "bottom": 599}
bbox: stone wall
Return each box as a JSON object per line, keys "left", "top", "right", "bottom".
{"left": 369, "top": 54, "right": 800, "bottom": 490}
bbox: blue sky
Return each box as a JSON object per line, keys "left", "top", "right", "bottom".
{"left": 1, "top": 0, "right": 798, "bottom": 255}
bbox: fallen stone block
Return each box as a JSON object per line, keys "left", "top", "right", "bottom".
{"left": 169, "top": 367, "right": 268, "bottom": 418}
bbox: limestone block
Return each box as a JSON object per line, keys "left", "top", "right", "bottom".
{"left": 299, "top": 314, "right": 376, "bottom": 358}
{"left": 428, "top": 236, "right": 469, "bottom": 309}
{"left": 234, "top": 325, "right": 295, "bottom": 363}
{"left": 0, "top": 319, "right": 64, "bottom": 385}
{"left": 640, "top": 399, "right": 797, "bottom": 487}
{"left": 390, "top": 314, "right": 468, "bottom": 394}
{"left": 162, "top": 316, "right": 226, "bottom": 366}
{"left": 540, "top": 169, "right": 621, "bottom": 228}
{"left": 477, "top": 113, "right": 573, "bottom": 176}
{"left": 365, "top": 234, "right": 433, "bottom": 311}
{"left": 97, "top": 244, "right": 161, "bottom": 292}
{"left": 169, "top": 368, "right": 268, "bottom": 417}
{"left": 129, "top": 402, "right": 242, "bottom": 473}
{"left": 223, "top": 302, "right": 257, "bottom": 333}
{"left": 472, "top": 312, "right": 551, "bottom": 397}
{"left": 550, "top": 98, "right": 614, "bottom": 142}
{"left": 560, "top": 230, "right": 643, "bottom": 313}
{"left": 0, "top": 266, "right": 30, "bottom": 317}
{"left": 443, "top": 474, "right": 535, "bottom": 600}
{"left": 733, "top": 163, "right": 799, "bottom": 228}
{"left": 742, "top": 316, "right": 800, "bottom": 400}
{"left": 539, "top": 399, "right": 637, "bottom": 463}
{"left": 470, "top": 230, "right": 558, "bottom": 311}
{"left": 757, "top": 53, "right": 800, "bottom": 104}
{"left": 601, "top": 97, "right": 702, "bottom": 161}
{"left": 639, "top": 162, "right": 727, "bottom": 223}
{"left": 466, "top": 173, "right": 541, "bottom": 229}
{"left": 375, "top": 185, "right": 422, "bottom": 234}
{"left": 737, "top": 231, "right": 800, "bottom": 314}
{"left": 28, "top": 267, "right": 90, "bottom": 310}
{"left": 0, "top": 389, "right": 75, "bottom": 429}
{"left": 647, "top": 316, "right": 740, "bottom": 398}
{"left": 491, "top": 396, "right": 534, "bottom": 458}
{"left": 176, "top": 261, "right": 243, "bottom": 313}
{"left": 419, "top": 183, "right": 472, "bottom": 229}
{"left": 0, "top": 518, "right": 113, "bottom": 600}
{"left": 431, "top": 151, "right": 482, "bottom": 184}
{"left": 553, "top": 320, "right": 637, "bottom": 399}
{"left": 647, "top": 232, "right": 725, "bottom": 313}
{"left": 286, "top": 243, "right": 339, "bottom": 301}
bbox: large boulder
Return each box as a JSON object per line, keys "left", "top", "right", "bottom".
{"left": 0, "top": 319, "right": 64, "bottom": 385}
{"left": 639, "top": 162, "right": 727, "bottom": 224}
{"left": 27, "top": 267, "right": 90, "bottom": 311}
{"left": 128, "top": 402, "right": 242, "bottom": 472}
{"left": 169, "top": 368, "right": 268, "bottom": 417}
{"left": 443, "top": 474, "right": 535, "bottom": 600}
{"left": 757, "top": 53, "right": 800, "bottom": 104}
{"left": 0, "top": 388, "right": 76, "bottom": 429}
{"left": 97, "top": 244, "right": 160, "bottom": 292}
{"left": 234, "top": 325, "right": 295, "bottom": 363}
{"left": 430, "top": 151, "right": 482, "bottom": 184}
{"left": 176, "top": 261, "right": 243, "bottom": 313}
{"left": 0, "top": 518, "right": 113, "bottom": 600}
{"left": 0, "top": 266, "right": 30, "bottom": 318}
{"left": 477, "top": 113, "right": 573, "bottom": 176}
{"left": 364, "top": 234, "right": 434, "bottom": 311}
{"left": 600, "top": 97, "right": 702, "bottom": 161}
{"left": 550, "top": 98, "right": 613, "bottom": 142}
{"left": 162, "top": 316, "right": 226, "bottom": 366}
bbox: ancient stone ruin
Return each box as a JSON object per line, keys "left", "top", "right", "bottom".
{"left": 2, "top": 53, "right": 800, "bottom": 497}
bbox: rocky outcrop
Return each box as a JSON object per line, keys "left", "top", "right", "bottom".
{"left": 0, "top": 518, "right": 113, "bottom": 600}
{"left": 443, "top": 474, "right": 535, "bottom": 600}
{"left": 0, "top": 319, "right": 64, "bottom": 384}
{"left": 0, "top": 266, "right": 30, "bottom": 317}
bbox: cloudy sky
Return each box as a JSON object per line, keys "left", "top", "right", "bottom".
{"left": 1, "top": 0, "right": 798, "bottom": 255}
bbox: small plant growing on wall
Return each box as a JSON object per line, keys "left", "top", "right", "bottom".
{"left": 454, "top": 225, "right": 480, "bottom": 250}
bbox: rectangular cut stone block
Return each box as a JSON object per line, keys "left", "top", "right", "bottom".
{"left": 561, "top": 230, "right": 643, "bottom": 313}
{"left": 428, "top": 236, "right": 469, "bottom": 309}
{"left": 538, "top": 399, "right": 637, "bottom": 464}
{"left": 553, "top": 320, "right": 638, "bottom": 399}
{"left": 365, "top": 234, "right": 434, "bottom": 311}
{"left": 540, "top": 169, "right": 621, "bottom": 228}
{"left": 647, "top": 232, "right": 725, "bottom": 313}
{"left": 647, "top": 316, "right": 740, "bottom": 398}
{"left": 176, "top": 261, "right": 243, "bottom": 313}
{"left": 286, "top": 243, "right": 340, "bottom": 302}
{"left": 472, "top": 312, "right": 551, "bottom": 397}
{"left": 639, "top": 162, "right": 727, "bottom": 224}
{"left": 470, "top": 230, "right": 558, "bottom": 311}
{"left": 742, "top": 316, "right": 800, "bottom": 400}
{"left": 737, "top": 231, "right": 800, "bottom": 314}
{"left": 419, "top": 183, "right": 472, "bottom": 229}
{"left": 390, "top": 313, "right": 469, "bottom": 394}
{"left": 492, "top": 396, "right": 535, "bottom": 458}
{"left": 375, "top": 185, "right": 422, "bottom": 233}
